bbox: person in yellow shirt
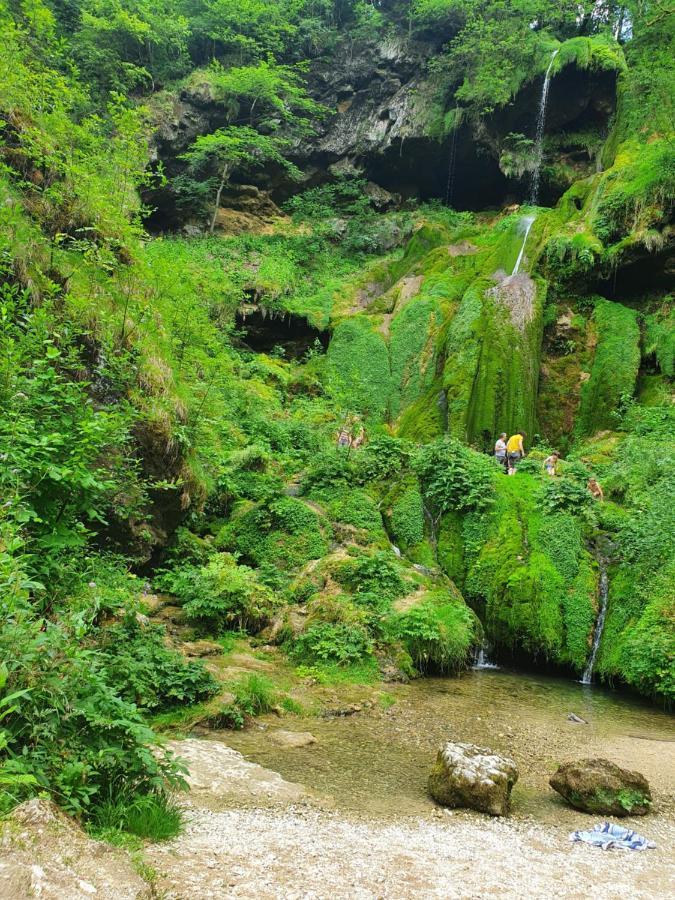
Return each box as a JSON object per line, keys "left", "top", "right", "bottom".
{"left": 506, "top": 431, "right": 526, "bottom": 475}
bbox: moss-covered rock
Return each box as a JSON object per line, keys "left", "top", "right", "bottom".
{"left": 549, "top": 758, "right": 652, "bottom": 816}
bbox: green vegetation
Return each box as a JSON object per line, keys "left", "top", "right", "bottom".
{"left": 0, "top": 0, "right": 672, "bottom": 837}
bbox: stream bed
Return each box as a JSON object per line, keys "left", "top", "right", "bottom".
{"left": 224, "top": 669, "right": 674, "bottom": 823}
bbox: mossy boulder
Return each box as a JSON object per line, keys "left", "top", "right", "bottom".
{"left": 428, "top": 742, "right": 518, "bottom": 816}
{"left": 549, "top": 758, "right": 652, "bottom": 816}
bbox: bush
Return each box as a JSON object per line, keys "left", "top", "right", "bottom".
{"left": 163, "top": 553, "right": 280, "bottom": 633}
{"left": 99, "top": 617, "right": 219, "bottom": 711}
{"left": 0, "top": 620, "right": 186, "bottom": 817}
{"left": 414, "top": 438, "right": 495, "bottom": 517}
{"left": 291, "top": 623, "right": 373, "bottom": 667}
{"left": 333, "top": 552, "right": 406, "bottom": 601}
{"left": 355, "top": 436, "right": 412, "bottom": 483}
{"left": 302, "top": 448, "right": 355, "bottom": 494}
{"left": 541, "top": 477, "right": 592, "bottom": 514}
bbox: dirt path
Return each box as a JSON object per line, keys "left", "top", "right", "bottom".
{"left": 144, "top": 738, "right": 675, "bottom": 900}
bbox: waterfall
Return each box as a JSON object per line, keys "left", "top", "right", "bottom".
{"left": 445, "top": 110, "right": 460, "bottom": 207}
{"left": 472, "top": 641, "right": 499, "bottom": 670}
{"left": 390, "top": 543, "right": 402, "bottom": 558}
{"left": 580, "top": 553, "right": 610, "bottom": 685}
{"left": 529, "top": 48, "right": 559, "bottom": 205}
{"left": 511, "top": 214, "right": 536, "bottom": 276}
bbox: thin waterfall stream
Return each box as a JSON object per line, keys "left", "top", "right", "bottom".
{"left": 511, "top": 214, "right": 535, "bottom": 276}
{"left": 580, "top": 550, "right": 610, "bottom": 685}
{"left": 530, "top": 48, "right": 559, "bottom": 205}
{"left": 508, "top": 49, "right": 559, "bottom": 277}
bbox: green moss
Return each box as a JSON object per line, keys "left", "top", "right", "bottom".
{"left": 555, "top": 35, "right": 626, "bottom": 75}
{"left": 390, "top": 483, "right": 425, "bottom": 550}
{"left": 325, "top": 489, "right": 384, "bottom": 538}
{"left": 578, "top": 300, "right": 640, "bottom": 435}
{"left": 327, "top": 317, "right": 393, "bottom": 422}
{"left": 644, "top": 305, "right": 675, "bottom": 380}
{"left": 223, "top": 497, "right": 329, "bottom": 585}
{"left": 437, "top": 511, "right": 465, "bottom": 586}
{"left": 464, "top": 475, "right": 595, "bottom": 671}
{"left": 389, "top": 590, "right": 478, "bottom": 675}
{"left": 465, "top": 276, "right": 545, "bottom": 449}
{"left": 389, "top": 297, "right": 441, "bottom": 418}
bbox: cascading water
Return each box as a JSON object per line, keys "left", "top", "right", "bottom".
{"left": 529, "top": 48, "right": 559, "bottom": 205}
{"left": 472, "top": 641, "right": 499, "bottom": 670}
{"left": 511, "top": 214, "right": 536, "bottom": 276}
{"left": 580, "top": 553, "right": 610, "bottom": 685}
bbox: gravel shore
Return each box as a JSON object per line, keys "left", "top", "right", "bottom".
{"left": 148, "top": 803, "right": 675, "bottom": 900}
{"left": 144, "top": 739, "right": 675, "bottom": 900}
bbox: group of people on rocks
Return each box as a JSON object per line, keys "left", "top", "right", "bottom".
{"left": 494, "top": 431, "right": 603, "bottom": 499}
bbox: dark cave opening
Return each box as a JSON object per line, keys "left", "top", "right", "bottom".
{"left": 235, "top": 307, "right": 330, "bottom": 359}
{"left": 590, "top": 245, "right": 674, "bottom": 301}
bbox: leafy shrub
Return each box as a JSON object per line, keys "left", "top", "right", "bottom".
{"left": 99, "top": 617, "right": 219, "bottom": 711}
{"left": 163, "top": 553, "right": 280, "bottom": 633}
{"left": 414, "top": 438, "right": 495, "bottom": 517}
{"left": 334, "top": 552, "right": 406, "bottom": 601}
{"left": 302, "top": 448, "right": 355, "bottom": 494}
{"left": 0, "top": 619, "right": 185, "bottom": 817}
{"left": 541, "top": 478, "right": 592, "bottom": 513}
{"left": 390, "top": 484, "right": 425, "bottom": 548}
{"left": 291, "top": 623, "right": 373, "bottom": 667}
{"left": 326, "top": 489, "right": 383, "bottom": 534}
{"left": 355, "top": 436, "right": 412, "bottom": 483}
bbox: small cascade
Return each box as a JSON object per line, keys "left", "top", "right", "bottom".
{"left": 511, "top": 214, "right": 536, "bottom": 276}
{"left": 423, "top": 503, "right": 438, "bottom": 550}
{"left": 580, "top": 553, "right": 610, "bottom": 685}
{"left": 529, "top": 48, "right": 559, "bottom": 205}
{"left": 390, "top": 543, "right": 402, "bottom": 558}
{"left": 445, "top": 110, "right": 460, "bottom": 207}
{"left": 472, "top": 641, "right": 499, "bottom": 670}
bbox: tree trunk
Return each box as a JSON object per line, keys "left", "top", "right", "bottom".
{"left": 209, "top": 163, "right": 229, "bottom": 234}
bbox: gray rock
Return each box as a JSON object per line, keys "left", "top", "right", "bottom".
{"left": 549, "top": 758, "right": 652, "bottom": 816}
{"left": 428, "top": 742, "right": 518, "bottom": 816}
{"left": 269, "top": 731, "right": 317, "bottom": 749}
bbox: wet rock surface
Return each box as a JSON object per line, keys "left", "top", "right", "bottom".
{"left": 549, "top": 758, "right": 652, "bottom": 816}
{"left": 428, "top": 742, "right": 519, "bottom": 816}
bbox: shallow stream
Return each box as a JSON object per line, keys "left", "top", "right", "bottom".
{"left": 224, "top": 669, "right": 674, "bottom": 823}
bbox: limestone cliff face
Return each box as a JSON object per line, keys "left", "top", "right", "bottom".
{"left": 146, "top": 38, "right": 618, "bottom": 227}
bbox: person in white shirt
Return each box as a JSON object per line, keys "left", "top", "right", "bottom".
{"left": 494, "top": 433, "right": 507, "bottom": 471}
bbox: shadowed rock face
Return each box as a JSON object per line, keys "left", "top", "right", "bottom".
{"left": 145, "top": 38, "right": 617, "bottom": 228}
{"left": 428, "top": 742, "right": 519, "bottom": 816}
{"left": 549, "top": 758, "right": 652, "bottom": 816}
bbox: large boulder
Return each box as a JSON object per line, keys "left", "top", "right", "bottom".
{"left": 549, "top": 758, "right": 652, "bottom": 816}
{"left": 428, "top": 742, "right": 518, "bottom": 816}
